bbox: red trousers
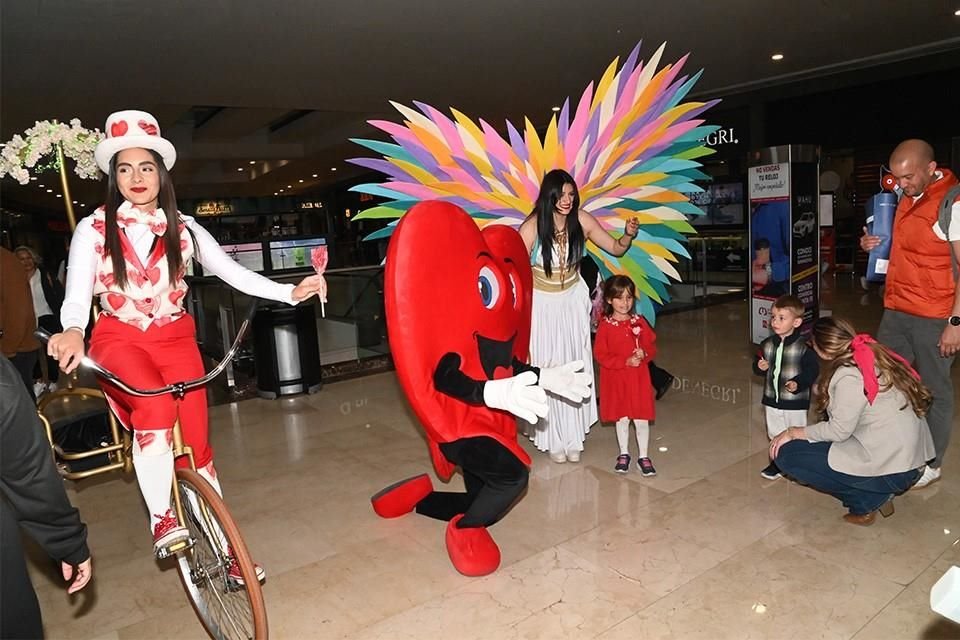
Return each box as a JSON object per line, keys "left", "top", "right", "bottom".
{"left": 89, "top": 314, "right": 212, "bottom": 468}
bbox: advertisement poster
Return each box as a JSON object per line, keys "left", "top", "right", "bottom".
{"left": 789, "top": 163, "right": 819, "bottom": 333}
{"left": 748, "top": 163, "right": 791, "bottom": 343}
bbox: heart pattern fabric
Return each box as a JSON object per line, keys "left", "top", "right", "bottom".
{"left": 89, "top": 206, "right": 193, "bottom": 330}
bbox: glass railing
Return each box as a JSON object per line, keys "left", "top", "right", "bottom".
{"left": 187, "top": 233, "right": 750, "bottom": 391}
{"left": 661, "top": 232, "right": 749, "bottom": 313}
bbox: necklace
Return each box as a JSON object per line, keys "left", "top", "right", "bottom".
{"left": 552, "top": 228, "right": 569, "bottom": 285}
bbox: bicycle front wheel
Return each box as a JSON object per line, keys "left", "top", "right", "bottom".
{"left": 174, "top": 468, "right": 268, "bottom": 640}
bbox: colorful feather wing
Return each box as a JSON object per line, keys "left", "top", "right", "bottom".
{"left": 350, "top": 42, "right": 719, "bottom": 322}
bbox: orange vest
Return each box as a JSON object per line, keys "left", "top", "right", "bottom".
{"left": 884, "top": 169, "right": 959, "bottom": 318}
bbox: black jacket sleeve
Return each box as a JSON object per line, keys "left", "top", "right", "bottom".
{"left": 511, "top": 358, "right": 540, "bottom": 377}
{"left": 791, "top": 346, "right": 820, "bottom": 392}
{"left": 752, "top": 341, "right": 767, "bottom": 377}
{"left": 1, "top": 357, "right": 89, "bottom": 565}
{"left": 433, "top": 354, "right": 541, "bottom": 405}
{"left": 434, "top": 353, "right": 486, "bottom": 405}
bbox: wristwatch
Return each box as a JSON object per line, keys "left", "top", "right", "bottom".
{"left": 950, "top": 316, "right": 960, "bottom": 327}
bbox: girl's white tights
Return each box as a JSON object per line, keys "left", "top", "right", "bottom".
{"left": 133, "top": 429, "right": 225, "bottom": 536}
{"left": 615, "top": 417, "right": 650, "bottom": 458}
{"left": 132, "top": 429, "right": 175, "bottom": 531}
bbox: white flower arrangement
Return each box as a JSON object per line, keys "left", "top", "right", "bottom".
{"left": 0, "top": 119, "right": 103, "bottom": 185}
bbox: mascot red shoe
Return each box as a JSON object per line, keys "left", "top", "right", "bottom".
{"left": 371, "top": 201, "right": 591, "bottom": 576}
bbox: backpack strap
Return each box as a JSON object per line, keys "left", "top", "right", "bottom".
{"left": 940, "top": 184, "right": 960, "bottom": 280}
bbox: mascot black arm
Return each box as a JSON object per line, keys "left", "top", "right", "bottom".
{"left": 433, "top": 353, "right": 540, "bottom": 404}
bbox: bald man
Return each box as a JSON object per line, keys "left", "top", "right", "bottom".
{"left": 861, "top": 139, "right": 960, "bottom": 488}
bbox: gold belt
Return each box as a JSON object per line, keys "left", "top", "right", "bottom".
{"left": 532, "top": 266, "right": 580, "bottom": 292}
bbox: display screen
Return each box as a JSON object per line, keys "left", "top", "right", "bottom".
{"left": 221, "top": 242, "right": 264, "bottom": 272}
{"left": 687, "top": 182, "right": 745, "bottom": 227}
{"left": 268, "top": 237, "right": 328, "bottom": 271}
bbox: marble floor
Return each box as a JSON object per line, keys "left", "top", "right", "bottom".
{"left": 27, "top": 276, "right": 960, "bottom": 639}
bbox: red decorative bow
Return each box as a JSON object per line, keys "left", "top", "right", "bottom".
{"left": 850, "top": 333, "right": 920, "bottom": 404}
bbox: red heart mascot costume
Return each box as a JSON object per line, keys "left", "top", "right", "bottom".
{"left": 370, "top": 201, "right": 591, "bottom": 576}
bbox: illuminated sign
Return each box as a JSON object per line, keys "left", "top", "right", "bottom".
{"left": 194, "top": 200, "right": 233, "bottom": 216}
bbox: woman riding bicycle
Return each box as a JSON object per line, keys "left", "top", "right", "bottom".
{"left": 47, "top": 110, "right": 326, "bottom": 582}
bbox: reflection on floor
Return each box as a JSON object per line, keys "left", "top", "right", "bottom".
{"left": 28, "top": 276, "right": 960, "bottom": 639}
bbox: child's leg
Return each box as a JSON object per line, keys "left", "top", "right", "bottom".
{"left": 197, "top": 461, "right": 223, "bottom": 496}
{"left": 615, "top": 417, "right": 631, "bottom": 455}
{"left": 632, "top": 419, "right": 650, "bottom": 458}
{"left": 784, "top": 409, "right": 809, "bottom": 429}
{"left": 765, "top": 407, "right": 789, "bottom": 440}
{"left": 132, "top": 429, "right": 176, "bottom": 529}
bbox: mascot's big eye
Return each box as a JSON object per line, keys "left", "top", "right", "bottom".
{"left": 477, "top": 266, "right": 501, "bottom": 309}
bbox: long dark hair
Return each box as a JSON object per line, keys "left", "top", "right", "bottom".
{"left": 810, "top": 317, "right": 932, "bottom": 417}
{"left": 533, "top": 169, "right": 584, "bottom": 278}
{"left": 601, "top": 274, "right": 636, "bottom": 317}
{"left": 103, "top": 149, "right": 186, "bottom": 289}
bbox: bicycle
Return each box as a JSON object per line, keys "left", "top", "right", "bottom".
{"left": 36, "top": 303, "right": 268, "bottom": 640}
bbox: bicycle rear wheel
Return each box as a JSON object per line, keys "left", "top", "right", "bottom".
{"left": 174, "top": 468, "right": 268, "bottom": 640}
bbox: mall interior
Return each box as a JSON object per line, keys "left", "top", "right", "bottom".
{"left": 2, "top": 2, "right": 960, "bottom": 638}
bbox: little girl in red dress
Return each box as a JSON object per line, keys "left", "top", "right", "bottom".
{"left": 593, "top": 275, "right": 658, "bottom": 475}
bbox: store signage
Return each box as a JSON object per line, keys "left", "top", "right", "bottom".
{"left": 703, "top": 127, "right": 739, "bottom": 146}
{"left": 194, "top": 200, "right": 233, "bottom": 217}
{"left": 298, "top": 201, "right": 324, "bottom": 210}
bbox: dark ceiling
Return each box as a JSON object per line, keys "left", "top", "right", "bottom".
{"left": 2, "top": 0, "right": 959, "bottom": 213}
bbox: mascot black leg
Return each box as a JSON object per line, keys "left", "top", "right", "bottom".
{"left": 414, "top": 437, "right": 528, "bottom": 525}
{"left": 418, "top": 437, "right": 529, "bottom": 577}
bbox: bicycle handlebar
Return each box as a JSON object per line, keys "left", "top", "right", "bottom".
{"left": 34, "top": 302, "right": 260, "bottom": 397}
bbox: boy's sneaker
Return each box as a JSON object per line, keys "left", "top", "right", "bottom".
{"left": 638, "top": 457, "right": 657, "bottom": 477}
{"left": 614, "top": 454, "right": 631, "bottom": 473}
{"left": 226, "top": 546, "right": 266, "bottom": 586}
{"left": 760, "top": 462, "right": 782, "bottom": 480}
{"left": 913, "top": 465, "right": 941, "bottom": 489}
{"left": 152, "top": 509, "right": 189, "bottom": 554}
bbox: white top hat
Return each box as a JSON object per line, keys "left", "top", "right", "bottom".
{"left": 94, "top": 110, "right": 177, "bottom": 173}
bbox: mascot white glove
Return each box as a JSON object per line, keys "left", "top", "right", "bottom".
{"left": 482, "top": 371, "right": 548, "bottom": 424}
{"left": 537, "top": 360, "right": 593, "bottom": 403}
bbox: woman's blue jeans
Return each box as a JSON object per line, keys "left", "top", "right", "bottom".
{"left": 776, "top": 440, "right": 922, "bottom": 515}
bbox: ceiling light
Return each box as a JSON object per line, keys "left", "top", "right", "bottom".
{"left": 56, "top": 194, "right": 62, "bottom": 198}
{"left": 299, "top": 179, "right": 304, "bottom": 183}
{"left": 330, "top": 167, "right": 337, "bottom": 171}
{"left": 280, "top": 188, "right": 285, "bottom": 192}
{"left": 80, "top": 203, "right": 86, "bottom": 207}
{"left": 551, "top": 106, "right": 561, "bottom": 112}
{"left": 30, "top": 176, "right": 37, "bottom": 181}
{"left": 249, "top": 160, "right": 256, "bottom": 165}
{"left": 312, "top": 174, "right": 318, "bottom": 178}
{"left": 72, "top": 200, "right": 77, "bottom": 204}
{"left": 287, "top": 185, "right": 292, "bottom": 188}
{"left": 771, "top": 53, "right": 784, "bottom": 61}
{"left": 955, "top": 8, "right": 960, "bottom": 15}
{"left": 274, "top": 192, "right": 278, "bottom": 196}
{"left": 38, "top": 184, "right": 45, "bottom": 188}
{"left": 46, "top": 189, "right": 53, "bottom": 193}
{"left": 237, "top": 167, "right": 244, "bottom": 172}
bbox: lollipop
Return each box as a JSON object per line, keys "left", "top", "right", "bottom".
{"left": 311, "top": 245, "right": 328, "bottom": 317}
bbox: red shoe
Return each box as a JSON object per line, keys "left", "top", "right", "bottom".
{"left": 153, "top": 509, "right": 189, "bottom": 553}
{"left": 445, "top": 514, "right": 500, "bottom": 577}
{"left": 227, "top": 546, "right": 266, "bottom": 586}
{"left": 371, "top": 474, "right": 434, "bottom": 518}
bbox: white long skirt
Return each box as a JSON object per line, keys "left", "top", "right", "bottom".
{"left": 525, "top": 278, "right": 598, "bottom": 454}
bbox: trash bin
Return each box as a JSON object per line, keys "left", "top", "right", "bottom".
{"left": 252, "top": 304, "right": 322, "bottom": 399}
